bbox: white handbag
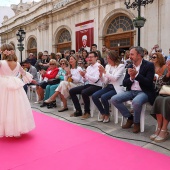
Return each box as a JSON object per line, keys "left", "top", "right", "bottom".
{"left": 159, "top": 85, "right": 170, "bottom": 95}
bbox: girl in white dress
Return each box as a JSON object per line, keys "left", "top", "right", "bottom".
{"left": 0, "top": 43, "right": 35, "bottom": 137}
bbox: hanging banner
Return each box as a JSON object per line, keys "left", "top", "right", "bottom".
{"left": 75, "top": 20, "right": 94, "bottom": 52}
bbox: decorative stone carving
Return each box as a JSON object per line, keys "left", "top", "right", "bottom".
{"left": 54, "top": 0, "right": 72, "bottom": 9}
{"left": 38, "top": 22, "right": 49, "bottom": 31}
{"left": 11, "top": 1, "right": 33, "bottom": 15}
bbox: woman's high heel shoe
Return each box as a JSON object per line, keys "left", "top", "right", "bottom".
{"left": 150, "top": 128, "right": 160, "bottom": 141}
{"left": 154, "top": 129, "right": 169, "bottom": 143}
{"left": 47, "top": 101, "right": 57, "bottom": 109}
{"left": 98, "top": 114, "right": 104, "bottom": 122}
{"left": 44, "top": 98, "right": 55, "bottom": 104}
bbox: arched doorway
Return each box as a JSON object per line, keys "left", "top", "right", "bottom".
{"left": 56, "top": 29, "right": 71, "bottom": 53}
{"left": 27, "top": 37, "right": 37, "bottom": 57}
{"left": 104, "top": 15, "right": 134, "bottom": 55}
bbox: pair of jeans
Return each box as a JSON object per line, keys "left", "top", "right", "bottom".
{"left": 92, "top": 84, "right": 116, "bottom": 115}
{"left": 69, "top": 84, "right": 102, "bottom": 113}
{"left": 111, "top": 90, "right": 148, "bottom": 123}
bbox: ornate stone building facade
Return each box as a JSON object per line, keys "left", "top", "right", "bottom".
{"left": 0, "top": 0, "right": 169, "bottom": 61}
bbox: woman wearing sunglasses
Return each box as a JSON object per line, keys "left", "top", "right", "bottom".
{"left": 150, "top": 52, "right": 166, "bottom": 77}
{"left": 150, "top": 52, "right": 167, "bottom": 92}
{"left": 44, "top": 55, "right": 84, "bottom": 112}
{"left": 150, "top": 60, "right": 170, "bottom": 142}
{"left": 35, "top": 59, "right": 59, "bottom": 103}
{"left": 40, "top": 59, "right": 69, "bottom": 108}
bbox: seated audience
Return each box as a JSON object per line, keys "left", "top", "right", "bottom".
{"left": 56, "top": 52, "right": 62, "bottom": 62}
{"left": 35, "top": 51, "right": 50, "bottom": 71}
{"left": 150, "top": 52, "right": 167, "bottom": 95}
{"left": 150, "top": 60, "right": 170, "bottom": 142}
{"left": 50, "top": 53, "right": 57, "bottom": 60}
{"left": 35, "top": 52, "right": 43, "bottom": 71}
{"left": 78, "top": 59, "right": 85, "bottom": 70}
{"left": 150, "top": 52, "right": 166, "bottom": 77}
{"left": 64, "top": 50, "right": 71, "bottom": 61}
{"left": 92, "top": 50, "right": 125, "bottom": 122}
{"left": 69, "top": 51, "right": 103, "bottom": 119}
{"left": 35, "top": 59, "right": 59, "bottom": 103}
{"left": 81, "top": 49, "right": 89, "bottom": 68}
{"left": 143, "top": 48, "right": 150, "bottom": 61}
{"left": 101, "top": 45, "right": 108, "bottom": 65}
{"left": 44, "top": 55, "right": 84, "bottom": 112}
{"left": 21, "top": 59, "right": 39, "bottom": 93}
{"left": 91, "top": 43, "right": 105, "bottom": 67}
{"left": 40, "top": 58, "right": 68, "bottom": 108}
{"left": 26, "top": 53, "right": 37, "bottom": 66}
{"left": 111, "top": 46, "right": 156, "bottom": 133}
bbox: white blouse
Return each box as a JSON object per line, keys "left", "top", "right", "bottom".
{"left": 64, "top": 66, "right": 84, "bottom": 84}
{"left": 101, "top": 64, "right": 125, "bottom": 93}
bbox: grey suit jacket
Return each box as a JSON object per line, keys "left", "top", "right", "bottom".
{"left": 28, "top": 65, "right": 39, "bottom": 82}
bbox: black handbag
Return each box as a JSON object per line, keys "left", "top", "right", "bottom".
{"left": 47, "top": 78, "right": 60, "bottom": 85}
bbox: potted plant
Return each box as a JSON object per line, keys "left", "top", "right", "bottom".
{"left": 133, "top": 16, "right": 146, "bottom": 28}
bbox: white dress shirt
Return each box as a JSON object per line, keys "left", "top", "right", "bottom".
{"left": 84, "top": 62, "right": 103, "bottom": 87}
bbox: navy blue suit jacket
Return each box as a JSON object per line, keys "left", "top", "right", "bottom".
{"left": 123, "top": 59, "right": 156, "bottom": 105}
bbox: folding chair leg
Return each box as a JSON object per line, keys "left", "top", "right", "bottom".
{"left": 140, "top": 103, "right": 147, "bottom": 132}
{"left": 121, "top": 116, "right": 125, "bottom": 127}
{"left": 110, "top": 104, "right": 118, "bottom": 124}
{"left": 27, "top": 86, "right": 31, "bottom": 100}
{"left": 90, "top": 96, "right": 96, "bottom": 117}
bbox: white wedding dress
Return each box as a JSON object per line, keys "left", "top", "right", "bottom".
{"left": 0, "top": 60, "right": 35, "bottom": 137}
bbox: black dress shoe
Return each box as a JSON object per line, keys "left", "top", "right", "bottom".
{"left": 70, "top": 110, "right": 82, "bottom": 117}
{"left": 40, "top": 102, "right": 47, "bottom": 107}
{"left": 47, "top": 101, "right": 57, "bottom": 109}
{"left": 58, "top": 107, "right": 68, "bottom": 112}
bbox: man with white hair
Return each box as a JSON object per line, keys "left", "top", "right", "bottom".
{"left": 82, "top": 35, "right": 90, "bottom": 52}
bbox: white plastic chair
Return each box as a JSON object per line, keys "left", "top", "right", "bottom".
{"left": 96, "top": 100, "right": 119, "bottom": 123}
{"left": 27, "top": 72, "right": 42, "bottom": 101}
{"left": 90, "top": 96, "right": 97, "bottom": 117}
{"left": 121, "top": 102, "right": 148, "bottom": 132}
{"left": 27, "top": 85, "right": 38, "bottom": 101}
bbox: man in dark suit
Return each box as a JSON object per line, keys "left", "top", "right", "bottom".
{"left": 111, "top": 46, "right": 156, "bottom": 133}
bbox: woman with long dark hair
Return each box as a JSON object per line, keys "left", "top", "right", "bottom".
{"left": 92, "top": 50, "right": 125, "bottom": 122}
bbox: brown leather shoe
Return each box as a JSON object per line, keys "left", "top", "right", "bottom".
{"left": 122, "top": 119, "right": 133, "bottom": 129}
{"left": 133, "top": 123, "right": 140, "bottom": 133}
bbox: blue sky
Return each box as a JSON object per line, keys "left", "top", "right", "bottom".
{"left": 0, "top": 0, "right": 40, "bottom": 7}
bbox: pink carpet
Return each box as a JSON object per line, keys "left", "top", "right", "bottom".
{"left": 0, "top": 111, "right": 169, "bottom": 170}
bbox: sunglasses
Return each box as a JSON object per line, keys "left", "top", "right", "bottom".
{"left": 151, "top": 56, "right": 157, "bottom": 59}
{"left": 49, "top": 63, "right": 55, "bottom": 65}
{"left": 60, "top": 63, "right": 65, "bottom": 65}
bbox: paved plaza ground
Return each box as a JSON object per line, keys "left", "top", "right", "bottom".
{"left": 30, "top": 95, "right": 170, "bottom": 157}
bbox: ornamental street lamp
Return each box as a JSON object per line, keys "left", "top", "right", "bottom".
{"left": 124, "top": 0, "right": 154, "bottom": 46}
{"left": 16, "top": 28, "right": 26, "bottom": 62}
